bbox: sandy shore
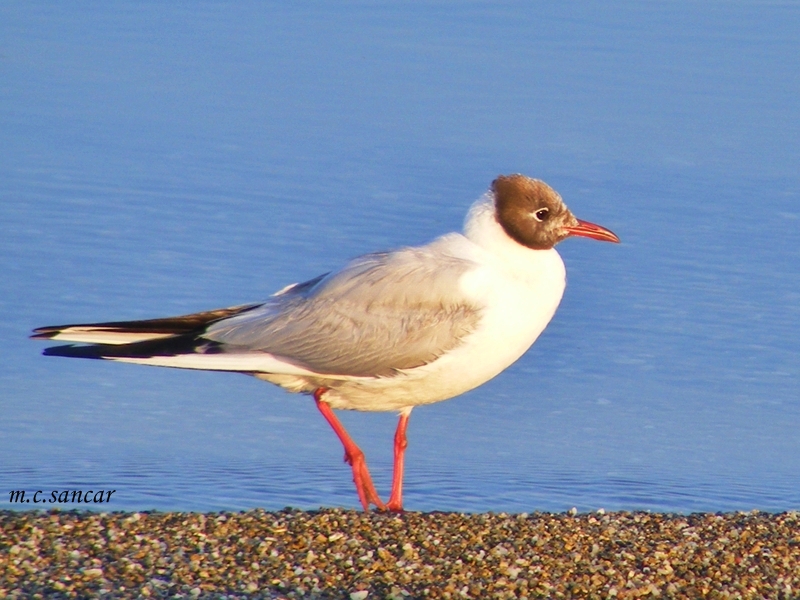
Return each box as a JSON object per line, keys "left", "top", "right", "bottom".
{"left": 1, "top": 508, "right": 799, "bottom": 599}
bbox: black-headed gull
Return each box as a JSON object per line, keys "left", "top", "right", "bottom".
{"left": 33, "top": 174, "right": 619, "bottom": 511}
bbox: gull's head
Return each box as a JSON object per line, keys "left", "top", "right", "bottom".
{"left": 492, "top": 174, "right": 620, "bottom": 250}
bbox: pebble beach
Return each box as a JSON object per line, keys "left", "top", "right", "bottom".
{"left": 2, "top": 509, "right": 799, "bottom": 599}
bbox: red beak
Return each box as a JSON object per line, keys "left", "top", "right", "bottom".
{"left": 564, "top": 219, "right": 620, "bottom": 243}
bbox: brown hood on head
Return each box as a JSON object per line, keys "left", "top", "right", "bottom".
{"left": 492, "top": 174, "right": 619, "bottom": 249}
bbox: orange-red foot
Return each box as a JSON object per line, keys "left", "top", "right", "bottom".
{"left": 344, "top": 446, "right": 385, "bottom": 511}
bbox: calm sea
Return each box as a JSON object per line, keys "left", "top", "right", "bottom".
{"left": 1, "top": 2, "right": 798, "bottom": 513}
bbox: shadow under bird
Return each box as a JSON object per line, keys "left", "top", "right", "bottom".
{"left": 32, "top": 174, "right": 620, "bottom": 512}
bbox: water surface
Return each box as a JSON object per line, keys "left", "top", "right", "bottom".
{"left": 1, "top": 2, "right": 798, "bottom": 513}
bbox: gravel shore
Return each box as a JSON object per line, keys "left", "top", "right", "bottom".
{"left": 2, "top": 508, "right": 799, "bottom": 599}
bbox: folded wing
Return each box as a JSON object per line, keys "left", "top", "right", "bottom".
{"left": 33, "top": 238, "right": 482, "bottom": 379}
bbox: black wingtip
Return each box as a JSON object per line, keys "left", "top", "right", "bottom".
{"left": 41, "top": 335, "right": 225, "bottom": 361}
{"left": 42, "top": 344, "right": 107, "bottom": 359}
{"left": 31, "top": 327, "right": 60, "bottom": 340}
{"left": 30, "top": 303, "right": 262, "bottom": 342}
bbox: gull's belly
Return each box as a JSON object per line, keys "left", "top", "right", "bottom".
{"left": 323, "top": 252, "right": 567, "bottom": 412}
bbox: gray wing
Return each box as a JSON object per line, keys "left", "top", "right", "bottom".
{"left": 204, "top": 239, "right": 481, "bottom": 377}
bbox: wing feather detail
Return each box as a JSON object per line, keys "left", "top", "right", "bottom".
{"left": 34, "top": 235, "right": 482, "bottom": 379}
{"left": 205, "top": 237, "right": 482, "bottom": 377}
{"left": 31, "top": 304, "right": 260, "bottom": 345}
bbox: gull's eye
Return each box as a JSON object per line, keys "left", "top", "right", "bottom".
{"left": 533, "top": 208, "right": 550, "bottom": 222}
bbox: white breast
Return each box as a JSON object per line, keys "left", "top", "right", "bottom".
{"left": 321, "top": 194, "right": 567, "bottom": 412}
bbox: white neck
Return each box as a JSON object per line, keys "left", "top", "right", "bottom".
{"left": 463, "top": 192, "right": 558, "bottom": 268}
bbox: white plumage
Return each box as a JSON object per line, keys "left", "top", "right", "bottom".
{"left": 33, "top": 174, "right": 619, "bottom": 511}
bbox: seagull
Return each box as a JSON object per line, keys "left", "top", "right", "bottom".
{"left": 32, "top": 174, "right": 619, "bottom": 512}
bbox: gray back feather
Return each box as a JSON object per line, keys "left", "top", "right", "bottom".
{"left": 205, "top": 237, "right": 481, "bottom": 377}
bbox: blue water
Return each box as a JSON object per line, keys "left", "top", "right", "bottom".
{"left": 2, "top": 2, "right": 798, "bottom": 514}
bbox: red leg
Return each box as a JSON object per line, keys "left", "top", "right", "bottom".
{"left": 314, "top": 389, "right": 385, "bottom": 511}
{"left": 386, "top": 411, "right": 410, "bottom": 512}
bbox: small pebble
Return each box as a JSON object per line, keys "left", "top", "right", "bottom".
{"left": 1, "top": 508, "right": 798, "bottom": 598}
